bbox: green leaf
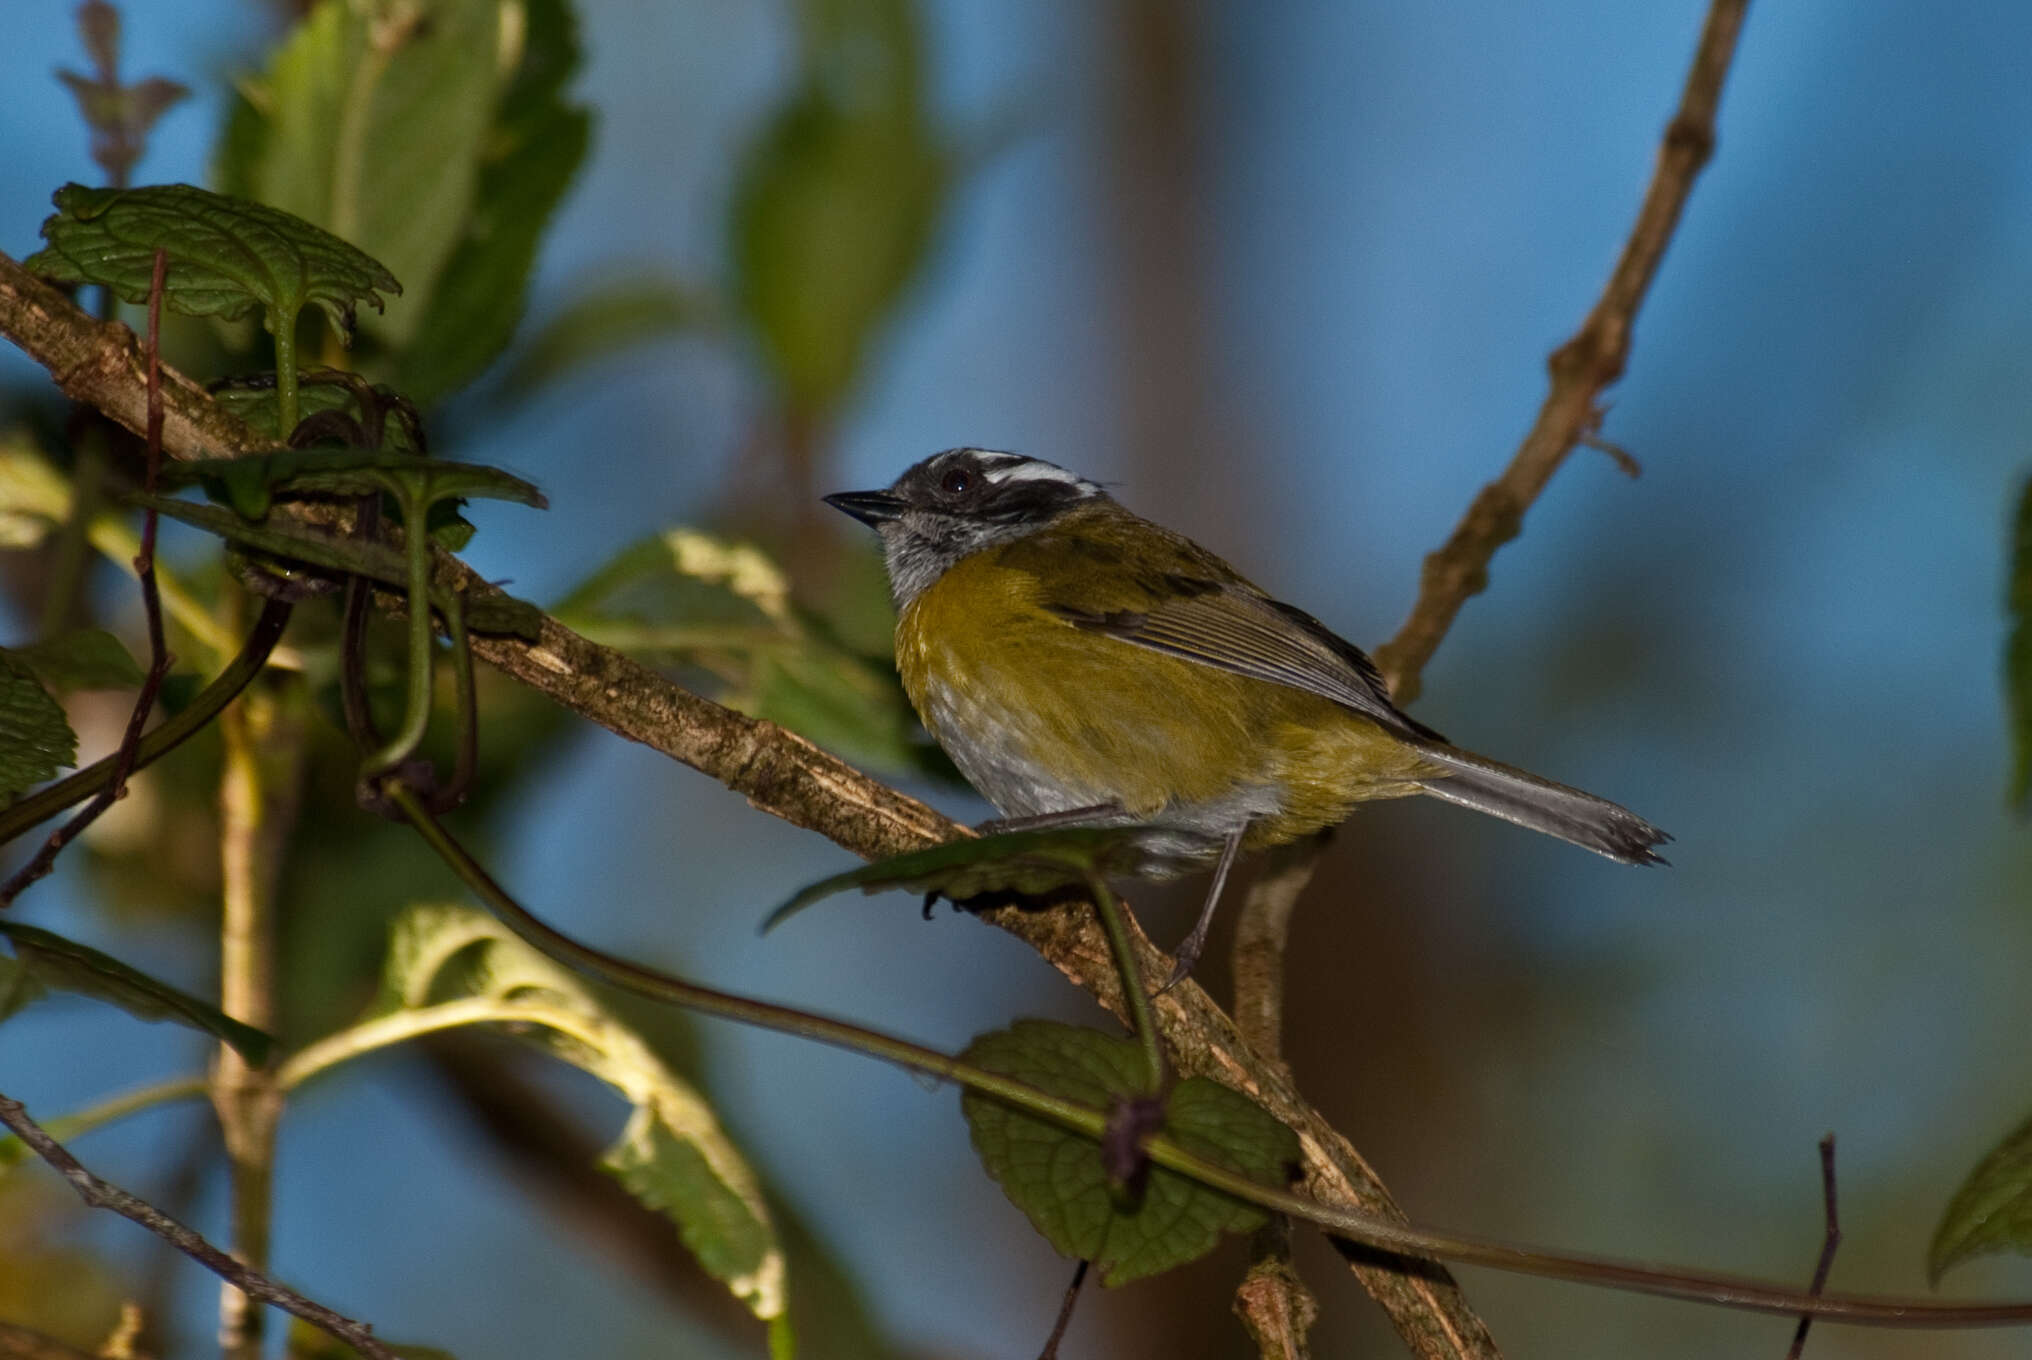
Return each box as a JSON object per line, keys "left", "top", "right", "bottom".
{"left": 2007, "top": 476, "right": 2032, "bottom": 806}
{"left": 762, "top": 825, "right": 1180, "bottom": 934}
{"left": 558, "top": 528, "right": 945, "bottom": 776}
{"left": 1931, "top": 1109, "right": 2032, "bottom": 1282}
{"left": 127, "top": 492, "right": 544, "bottom": 637}
{"left": 960, "top": 1020, "right": 1298, "bottom": 1287}
{"left": 230, "top": 0, "right": 503, "bottom": 349}
{"left": 0, "top": 650, "right": 77, "bottom": 799}
{"left": 11, "top": 629, "right": 143, "bottom": 694}
{"left": 396, "top": 0, "right": 592, "bottom": 403}
{"left": 25, "top": 182, "right": 400, "bottom": 339}
{"left": 209, "top": 372, "right": 426, "bottom": 449}
{"left": 375, "top": 904, "right": 786, "bottom": 1323}
{"left": 729, "top": 0, "right": 950, "bottom": 414}
{"left": 0, "top": 922, "right": 272, "bottom": 1064}
{"left": 166, "top": 447, "right": 545, "bottom": 519}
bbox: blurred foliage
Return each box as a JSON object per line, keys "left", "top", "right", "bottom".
{"left": 9, "top": 628, "right": 143, "bottom": 694}
{"left": 730, "top": 0, "right": 951, "bottom": 418}
{"left": 0, "top": 1181, "right": 126, "bottom": 1348}
{"left": 1932, "top": 1108, "right": 2032, "bottom": 1283}
{"left": 57, "top": 0, "right": 190, "bottom": 186}
{"left": 497, "top": 277, "right": 710, "bottom": 399}
{"left": 556, "top": 527, "right": 952, "bottom": 779}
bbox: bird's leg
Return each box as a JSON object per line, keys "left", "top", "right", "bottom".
{"left": 1157, "top": 825, "right": 1246, "bottom": 994}
{"left": 974, "top": 803, "right": 1126, "bottom": 835}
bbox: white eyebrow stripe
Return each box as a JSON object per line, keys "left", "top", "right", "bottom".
{"left": 978, "top": 458, "right": 1097, "bottom": 492}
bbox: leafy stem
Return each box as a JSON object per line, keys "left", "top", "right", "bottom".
{"left": 1090, "top": 875, "right": 1164, "bottom": 1093}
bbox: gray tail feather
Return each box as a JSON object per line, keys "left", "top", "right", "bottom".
{"left": 1412, "top": 742, "right": 1670, "bottom": 866}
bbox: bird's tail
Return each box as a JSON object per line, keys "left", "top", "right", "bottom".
{"left": 1412, "top": 742, "right": 1670, "bottom": 865}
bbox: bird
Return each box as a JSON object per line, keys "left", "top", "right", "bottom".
{"left": 825, "top": 447, "right": 1668, "bottom": 985}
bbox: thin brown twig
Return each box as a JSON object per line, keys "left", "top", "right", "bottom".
{"left": 1372, "top": 0, "right": 1750, "bottom": 704}
{"left": 0, "top": 249, "right": 175, "bottom": 908}
{"left": 0, "top": 1093, "right": 396, "bottom": 1360}
{"left": 1785, "top": 1134, "right": 1842, "bottom": 1360}
{"left": 1230, "top": 837, "right": 1327, "bottom": 1360}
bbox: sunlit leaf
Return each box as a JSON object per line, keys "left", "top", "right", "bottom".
{"left": 1931, "top": 1109, "right": 2032, "bottom": 1282}
{"left": 961, "top": 1020, "right": 1298, "bottom": 1286}
{"left": 0, "top": 435, "right": 73, "bottom": 549}
{"left": 24, "top": 182, "right": 400, "bottom": 340}
{"left": 10, "top": 629, "right": 143, "bottom": 694}
{"left": 762, "top": 825, "right": 1180, "bottom": 933}
{"left": 398, "top": 0, "right": 592, "bottom": 402}
{"left": 226, "top": 0, "right": 503, "bottom": 347}
{"left": 0, "top": 650, "right": 76, "bottom": 799}
{"left": 374, "top": 904, "right": 786, "bottom": 1324}
{"left": 0, "top": 922, "right": 272, "bottom": 1063}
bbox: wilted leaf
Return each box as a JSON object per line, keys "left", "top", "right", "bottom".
{"left": 1931, "top": 1109, "right": 2032, "bottom": 1282}
{"left": 0, "top": 650, "right": 77, "bottom": 798}
{"left": 11, "top": 629, "right": 143, "bottom": 693}
{"left": 0, "top": 921, "right": 272, "bottom": 1063}
{"left": 762, "top": 825, "right": 1181, "bottom": 933}
{"left": 373, "top": 904, "right": 785, "bottom": 1324}
{"left": 25, "top": 182, "right": 400, "bottom": 340}
{"left": 961, "top": 1020, "right": 1298, "bottom": 1286}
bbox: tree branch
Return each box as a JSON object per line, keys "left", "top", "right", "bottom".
{"left": 0, "top": 1093, "right": 396, "bottom": 1360}
{"left": 1372, "top": 0, "right": 1749, "bottom": 703}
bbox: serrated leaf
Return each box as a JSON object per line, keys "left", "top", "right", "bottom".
{"left": 397, "top": 0, "right": 592, "bottom": 402}
{"left": 730, "top": 0, "right": 948, "bottom": 415}
{"left": 1931, "top": 1109, "right": 2032, "bottom": 1282}
{"left": 960, "top": 1020, "right": 1298, "bottom": 1287}
{"left": 0, "top": 650, "right": 77, "bottom": 798}
{"left": 375, "top": 904, "right": 785, "bottom": 1322}
{"left": 762, "top": 825, "right": 1184, "bottom": 934}
{"left": 0, "top": 922, "right": 272, "bottom": 1063}
{"left": 127, "top": 492, "right": 543, "bottom": 636}
{"left": 25, "top": 182, "right": 399, "bottom": 339}
{"left": 2007, "top": 477, "right": 2032, "bottom": 806}
{"left": 166, "top": 447, "right": 544, "bottom": 518}
{"left": 11, "top": 629, "right": 143, "bottom": 693}
{"left": 209, "top": 372, "right": 426, "bottom": 449}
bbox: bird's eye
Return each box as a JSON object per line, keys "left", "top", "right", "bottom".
{"left": 940, "top": 467, "right": 971, "bottom": 496}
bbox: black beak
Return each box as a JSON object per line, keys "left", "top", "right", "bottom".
{"left": 823, "top": 490, "right": 906, "bottom": 528}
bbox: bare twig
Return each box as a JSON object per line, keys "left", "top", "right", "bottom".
{"left": 1785, "top": 1134, "right": 1842, "bottom": 1359}
{"left": 1231, "top": 837, "right": 1327, "bottom": 1358}
{"left": 0, "top": 1093, "right": 396, "bottom": 1360}
{"left": 1, "top": 249, "right": 175, "bottom": 908}
{"left": 1372, "top": 0, "right": 1750, "bottom": 703}
{"left": 1037, "top": 1260, "right": 1089, "bottom": 1360}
